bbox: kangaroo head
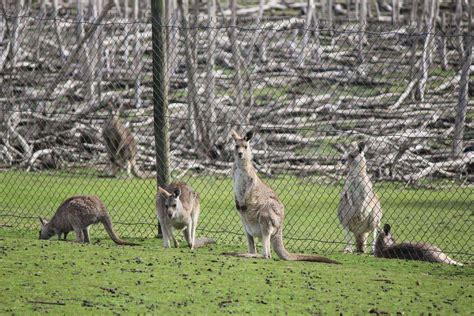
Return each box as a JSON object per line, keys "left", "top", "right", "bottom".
{"left": 231, "top": 130, "right": 254, "bottom": 163}
{"left": 38, "top": 217, "right": 54, "bottom": 240}
{"left": 376, "top": 224, "right": 396, "bottom": 248}
{"left": 344, "top": 142, "right": 367, "bottom": 173}
{"left": 159, "top": 187, "right": 183, "bottom": 220}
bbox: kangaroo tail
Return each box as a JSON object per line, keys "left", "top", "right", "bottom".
{"left": 271, "top": 230, "right": 341, "bottom": 264}
{"left": 192, "top": 237, "right": 216, "bottom": 249}
{"left": 443, "top": 255, "right": 463, "bottom": 266}
{"left": 101, "top": 214, "right": 139, "bottom": 246}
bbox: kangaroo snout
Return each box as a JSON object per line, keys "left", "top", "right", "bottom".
{"left": 238, "top": 152, "right": 243, "bottom": 158}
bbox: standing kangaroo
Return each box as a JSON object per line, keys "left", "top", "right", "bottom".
{"left": 227, "top": 130, "right": 339, "bottom": 263}
{"left": 39, "top": 196, "right": 137, "bottom": 245}
{"left": 156, "top": 182, "right": 215, "bottom": 249}
{"left": 102, "top": 105, "right": 147, "bottom": 179}
{"left": 375, "top": 224, "right": 463, "bottom": 266}
{"left": 338, "top": 142, "right": 382, "bottom": 253}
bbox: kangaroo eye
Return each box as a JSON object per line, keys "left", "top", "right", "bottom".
{"left": 243, "top": 145, "right": 248, "bottom": 149}
{"left": 172, "top": 204, "right": 177, "bottom": 207}
{"left": 235, "top": 145, "right": 239, "bottom": 150}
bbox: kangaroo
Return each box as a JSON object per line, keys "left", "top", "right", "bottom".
{"left": 39, "top": 196, "right": 137, "bottom": 246}
{"left": 375, "top": 224, "right": 463, "bottom": 266}
{"left": 156, "top": 182, "right": 215, "bottom": 249}
{"left": 338, "top": 142, "right": 382, "bottom": 253}
{"left": 102, "top": 105, "right": 148, "bottom": 179}
{"left": 226, "top": 130, "right": 340, "bottom": 264}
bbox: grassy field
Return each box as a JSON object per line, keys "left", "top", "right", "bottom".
{"left": 0, "top": 228, "right": 472, "bottom": 315}
{"left": 0, "top": 171, "right": 473, "bottom": 314}
{"left": 0, "top": 171, "right": 472, "bottom": 258}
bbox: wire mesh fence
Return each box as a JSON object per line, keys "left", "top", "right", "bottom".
{"left": 0, "top": 2, "right": 472, "bottom": 263}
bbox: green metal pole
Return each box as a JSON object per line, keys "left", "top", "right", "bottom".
{"left": 151, "top": 0, "right": 169, "bottom": 236}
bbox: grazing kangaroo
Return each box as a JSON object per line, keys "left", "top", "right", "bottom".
{"left": 338, "top": 142, "right": 382, "bottom": 253}
{"left": 156, "top": 182, "right": 215, "bottom": 249}
{"left": 39, "top": 196, "right": 137, "bottom": 245}
{"left": 375, "top": 224, "right": 463, "bottom": 266}
{"left": 227, "top": 130, "right": 340, "bottom": 264}
{"left": 102, "top": 105, "right": 147, "bottom": 179}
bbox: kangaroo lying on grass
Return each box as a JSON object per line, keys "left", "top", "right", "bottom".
{"left": 39, "top": 196, "right": 137, "bottom": 245}
{"left": 102, "top": 105, "right": 148, "bottom": 179}
{"left": 225, "top": 130, "right": 340, "bottom": 264}
{"left": 374, "top": 224, "right": 463, "bottom": 266}
{"left": 157, "top": 182, "right": 215, "bottom": 249}
{"left": 338, "top": 142, "right": 382, "bottom": 253}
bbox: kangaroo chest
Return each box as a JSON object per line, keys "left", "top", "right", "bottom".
{"left": 233, "top": 168, "right": 252, "bottom": 207}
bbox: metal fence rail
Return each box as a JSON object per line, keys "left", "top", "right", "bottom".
{"left": 0, "top": 5, "right": 472, "bottom": 262}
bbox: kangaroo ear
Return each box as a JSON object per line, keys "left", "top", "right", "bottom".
{"left": 173, "top": 188, "right": 181, "bottom": 198}
{"left": 358, "top": 142, "right": 366, "bottom": 154}
{"left": 38, "top": 217, "right": 47, "bottom": 226}
{"left": 383, "top": 224, "right": 391, "bottom": 234}
{"left": 158, "top": 187, "right": 172, "bottom": 197}
{"left": 244, "top": 130, "right": 254, "bottom": 141}
{"left": 230, "top": 130, "right": 241, "bottom": 141}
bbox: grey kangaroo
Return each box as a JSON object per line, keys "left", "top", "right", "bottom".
{"left": 338, "top": 142, "right": 382, "bottom": 253}
{"left": 156, "top": 182, "right": 215, "bottom": 249}
{"left": 374, "top": 224, "right": 463, "bottom": 266}
{"left": 226, "top": 130, "right": 340, "bottom": 264}
{"left": 102, "top": 105, "right": 147, "bottom": 179}
{"left": 39, "top": 196, "right": 137, "bottom": 245}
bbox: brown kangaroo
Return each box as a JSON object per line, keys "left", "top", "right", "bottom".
{"left": 102, "top": 105, "right": 148, "bottom": 179}
{"left": 374, "top": 224, "right": 463, "bottom": 266}
{"left": 39, "top": 196, "right": 137, "bottom": 246}
{"left": 225, "top": 130, "right": 340, "bottom": 264}
{"left": 156, "top": 182, "right": 215, "bottom": 249}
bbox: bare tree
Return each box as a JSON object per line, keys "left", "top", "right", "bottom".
{"left": 452, "top": 2, "right": 472, "bottom": 157}
{"left": 202, "top": 0, "right": 217, "bottom": 152}
{"left": 177, "top": 0, "right": 198, "bottom": 144}
{"left": 415, "top": 0, "right": 439, "bottom": 102}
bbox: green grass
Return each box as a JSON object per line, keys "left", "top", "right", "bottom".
{"left": 0, "top": 171, "right": 473, "bottom": 313}
{"left": 0, "top": 171, "right": 472, "bottom": 259}
{"left": 0, "top": 228, "right": 472, "bottom": 314}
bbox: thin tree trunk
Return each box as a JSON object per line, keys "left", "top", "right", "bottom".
{"left": 52, "top": 0, "right": 67, "bottom": 60}
{"left": 229, "top": 0, "right": 246, "bottom": 124}
{"left": 452, "top": 3, "right": 472, "bottom": 157}
{"left": 133, "top": 0, "right": 143, "bottom": 108}
{"left": 455, "top": 0, "right": 464, "bottom": 60}
{"left": 202, "top": 0, "right": 217, "bottom": 153}
{"left": 298, "top": 0, "right": 313, "bottom": 66}
{"left": 177, "top": 0, "right": 198, "bottom": 144}
{"left": 438, "top": 12, "right": 448, "bottom": 70}
{"left": 415, "top": 0, "right": 439, "bottom": 102}
{"left": 358, "top": 0, "right": 367, "bottom": 63}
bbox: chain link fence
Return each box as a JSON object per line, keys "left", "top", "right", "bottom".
{"left": 0, "top": 1, "right": 472, "bottom": 263}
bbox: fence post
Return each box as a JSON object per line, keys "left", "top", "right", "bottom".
{"left": 452, "top": 0, "right": 472, "bottom": 157}
{"left": 151, "top": 0, "right": 169, "bottom": 236}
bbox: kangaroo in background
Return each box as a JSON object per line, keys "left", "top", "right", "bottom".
{"left": 375, "top": 224, "right": 463, "bottom": 266}
{"left": 338, "top": 142, "right": 382, "bottom": 253}
{"left": 39, "top": 196, "right": 137, "bottom": 245}
{"left": 156, "top": 182, "right": 215, "bottom": 249}
{"left": 226, "top": 130, "right": 340, "bottom": 264}
{"left": 102, "top": 104, "right": 148, "bottom": 179}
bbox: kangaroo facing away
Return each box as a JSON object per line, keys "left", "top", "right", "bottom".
{"left": 338, "top": 142, "right": 382, "bottom": 253}
{"left": 102, "top": 105, "right": 148, "bottom": 179}
{"left": 375, "top": 224, "right": 463, "bottom": 266}
{"left": 156, "top": 182, "right": 215, "bottom": 249}
{"left": 39, "top": 196, "right": 137, "bottom": 246}
{"left": 226, "top": 130, "right": 340, "bottom": 264}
